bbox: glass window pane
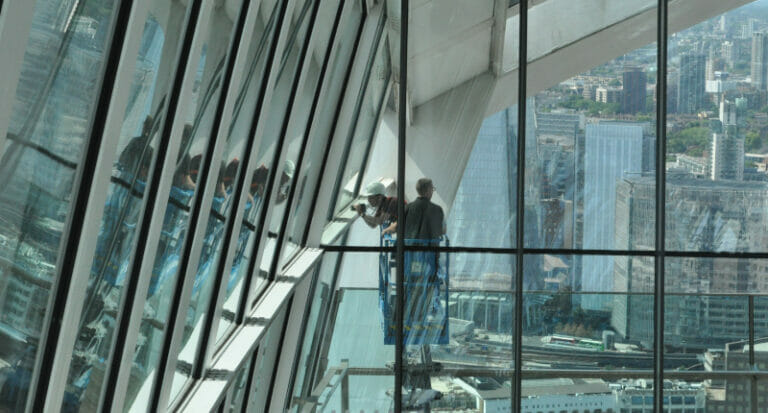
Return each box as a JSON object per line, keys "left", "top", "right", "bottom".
{"left": 245, "top": 305, "right": 288, "bottom": 411}
{"left": 279, "top": 0, "right": 364, "bottom": 268}
{"left": 445, "top": 107, "right": 517, "bottom": 249}
{"left": 0, "top": 0, "right": 119, "bottom": 411}
{"left": 525, "top": 254, "right": 654, "bottom": 370}
{"left": 318, "top": 253, "right": 394, "bottom": 411}
{"left": 245, "top": 0, "right": 316, "bottom": 302}
{"left": 402, "top": 0, "right": 506, "bottom": 252}
{"left": 666, "top": 1, "right": 768, "bottom": 253}
{"left": 256, "top": 0, "right": 342, "bottom": 296}
{"left": 123, "top": 2, "right": 245, "bottom": 409}
{"left": 61, "top": 3, "right": 192, "bottom": 410}
{"left": 211, "top": 0, "right": 284, "bottom": 346}
{"left": 225, "top": 362, "right": 249, "bottom": 413}
{"left": 328, "top": 28, "right": 390, "bottom": 219}
{"left": 258, "top": 0, "right": 341, "bottom": 278}
{"left": 288, "top": 254, "right": 339, "bottom": 410}
{"left": 527, "top": 3, "right": 657, "bottom": 250}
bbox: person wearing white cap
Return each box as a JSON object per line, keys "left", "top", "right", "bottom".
{"left": 276, "top": 160, "right": 295, "bottom": 203}
{"left": 353, "top": 181, "right": 401, "bottom": 234}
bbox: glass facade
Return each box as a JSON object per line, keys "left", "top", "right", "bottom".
{"left": 1, "top": 0, "right": 768, "bottom": 412}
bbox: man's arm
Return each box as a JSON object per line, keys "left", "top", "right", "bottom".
{"left": 361, "top": 213, "right": 385, "bottom": 228}
{"left": 382, "top": 221, "right": 397, "bottom": 235}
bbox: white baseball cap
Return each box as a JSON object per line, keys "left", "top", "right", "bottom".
{"left": 362, "top": 181, "right": 386, "bottom": 197}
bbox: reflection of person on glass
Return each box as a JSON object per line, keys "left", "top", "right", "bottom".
{"left": 146, "top": 124, "right": 196, "bottom": 297}
{"left": 275, "top": 160, "right": 295, "bottom": 204}
{"left": 190, "top": 157, "right": 238, "bottom": 297}
{"left": 401, "top": 178, "right": 445, "bottom": 406}
{"left": 353, "top": 181, "right": 400, "bottom": 235}
{"left": 227, "top": 166, "right": 268, "bottom": 293}
{"left": 403, "top": 178, "right": 445, "bottom": 329}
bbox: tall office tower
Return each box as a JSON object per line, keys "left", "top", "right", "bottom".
{"left": 676, "top": 53, "right": 706, "bottom": 113}
{"left": 581, "top": 124, "right": 643, "bottom": 311}
{"left": 751, "top": 32, "right": 768, "bottom": 91}
{"left": 722, "top": 41, "right": 734, "bottom": 67}
{"left": 705, "top": 57, "right": 725, "bottom": 81}
{"left": 447, "top": 108, "right": 515, "bottom": 277}
{"left": 719, "top": 99, "right": 738, "bottom": 126}
{"left": 600, "top": 121, "right": 655, "bottom": 174}
{"left": 621, "top": 66, "right": 647, "bottom": 114}
{"left": 595, "top": 87, "right": 622, "bottom": 104}
{"left": 710, "top": 127, "right": 745, "bottom": 181}
{"left": 535, "top": 112, "right": 579, "bottom": 249}
{"left": 709, "top": 101, "right": 744, "bottom": 181}
{"left": 614, "top": 175, "right": 768, "bottom": 346}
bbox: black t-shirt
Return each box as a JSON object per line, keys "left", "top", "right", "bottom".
{"left": 376, "top": 196, "right": 400, "bottom": 222}
{"left": 403, "top": 197, "right": 444, "bottom": 241}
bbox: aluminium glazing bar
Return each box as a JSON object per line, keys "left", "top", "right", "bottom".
{"left": 395, "top": 0, "right": 407, "bottom": 411}
{"left": 154, "top": 0, "right": 255, "bottom": 409}
{"left": 105, "top": 1, "right": 204, "bottom": 411}
{"left": 513, "top": 0, "right": 527, "bottom": 412}
{"left": 0, "top": 0, "right": 36, "bottom": 158}
{"left": 654, "top": 0, "right": 668, "bottom": 411}
{"left": 29, "top": 0, "right": 137, "bottom": 411}
{"left": 40, "top": 0, "right": 151, "bottom": 410}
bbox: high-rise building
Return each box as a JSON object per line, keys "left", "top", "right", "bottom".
{"left": 722, "top": 40, "right": 735, "bottom": 67}
{"left": 621, "top": 66, "right": 647, "bottom": 114}
{"left": 751, "top": 32, "right": 768, "bottom": 91}
{"left": 582, "top": 124, "right": 643, "bottom": 311}
{"left": 710, "top": 101, "right": 745, "bottom": 181}
{"left": 676, "top": 53, "right": 706, "bottom": 113}
{"left": 614, "top": 175, "right": 768, "bottom": 345}
{"left": 595, "top": 86, "right": 622, "bottom": 104}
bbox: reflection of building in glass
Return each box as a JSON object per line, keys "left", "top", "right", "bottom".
{"left": 676, "top": 53, "right": 706, "bottom": 113}
{"left": 447, "top": 109, "right": 515, "bottom": 277}
{"left": 614, "top": 175, "right": 768, "bottom": 346}
{"left": 535, "top": 112, "right": 578, "bottom": 249}
{"left": 582, "top": 123, "right": 642, "bottom": 311}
